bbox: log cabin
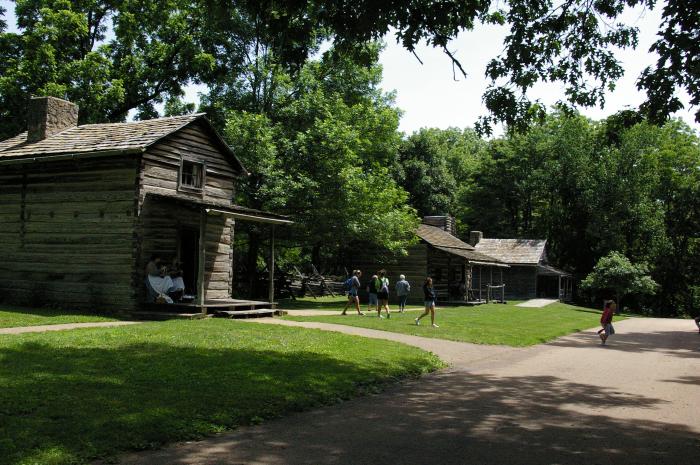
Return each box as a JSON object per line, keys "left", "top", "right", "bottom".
{"left": 469, "top": 232, "right": 573, "bottom": 301}
{"left": 0, "top": 96, "right": 291, "bottom": 314}
{"left": 350, "top": 216, "right": 508, "bottom": 305}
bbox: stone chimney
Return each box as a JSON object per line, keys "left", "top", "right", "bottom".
{"left": 423, "top": 215, "right": 456, "bottom": 236}
{"left": 27, "top": 96, "right": 79, "bottom": 143}
{"left": 469, "top": 231, "right": 483, "bottom": 246}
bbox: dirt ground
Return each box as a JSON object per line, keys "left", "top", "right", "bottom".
{"left": 117, "top": 317, "right": 700, "bottom": 465}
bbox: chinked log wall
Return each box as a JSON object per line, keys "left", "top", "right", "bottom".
{"left": 137, "top": 120, "right": 237, "bottom": 301}
{"left": 350, "top": 243, "right": 429, "bottom": 304}
{"left": 0, "top": 157, "right": 140, "bottom": 311}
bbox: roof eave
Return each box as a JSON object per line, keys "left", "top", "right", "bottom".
{"left": 0, "top": 147, "right": 145, "bottom": 165}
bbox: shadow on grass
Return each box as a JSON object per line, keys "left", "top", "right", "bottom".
{"left": 120, "top": 369, "right": 699, "bottom": 465}
{"left": 0, "top": 341, "right": 432, "bottom": 465}
{"left": 0, "top": 304, "right": 129, "bottom": 321}
{"left": 276, "top": 298, "right": 348, "bottom": 310}
{"left": 549, "top": 329, "right": 700, "bottom": 359}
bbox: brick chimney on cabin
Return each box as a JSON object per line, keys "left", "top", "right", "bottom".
{"left": 422, "top": 215, "right": 457, "bottom": 236}
{"left": 468, "top": 231, "right": 483, "bottom": 246}
{"left": 26, "top": 96, "right": 79, "bottom": 143}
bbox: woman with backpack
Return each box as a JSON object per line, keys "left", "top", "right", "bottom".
{"left": 341, "top": 270, "right": 365, "bottom": 316}
{"left": 377, "top": 269, "right": 391, "bottom": 319}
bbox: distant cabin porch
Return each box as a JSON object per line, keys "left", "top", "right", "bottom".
{"left": 138, "top": 193, "right": 291, "bottom": 313}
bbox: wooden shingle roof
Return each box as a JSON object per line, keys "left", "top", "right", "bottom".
{"left": 473, "top": 239, "right": 547, "bottom": 265}
{"left": 0, "top": 114, "right": 246, "bottom": 173}
{"left": 417, "top": 224, "right": 475, "bottom": 251}
{"left": 0, "top": 113, "right": 203, "bottom": 159}
{"left": 416, "top": 224, "right": 506, "bottom": 266}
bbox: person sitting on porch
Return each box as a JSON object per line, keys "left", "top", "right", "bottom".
{"left": 146, "top": 254, "right": 162, "bottom": 277}
{"left": 145, "top": 256, "right": 177, "bottom": 304}
{"left": 169, "top": 260, "right": 186, "bottom": 301}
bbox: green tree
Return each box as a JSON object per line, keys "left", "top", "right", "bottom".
{"left": 3, "top": 1, "right": 698, "bottom": 138}
{"left": 395, "top": 128, "right": 484, "bottom": 222}
{"left": 581, "top": 251, "right": 659, "bottom": 312}
{"left": 222, "top": 44, "right": 418, "bottom": 275}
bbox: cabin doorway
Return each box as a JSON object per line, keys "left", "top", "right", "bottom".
{"left": 178, "top": 228, "right": 199, "bottom": 295}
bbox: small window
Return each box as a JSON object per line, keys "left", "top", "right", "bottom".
{"left": 180, "top": 160, "right": 204, "bottom": 190}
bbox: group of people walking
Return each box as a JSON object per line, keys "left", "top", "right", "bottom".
{"left": 341, "top": 270, "right": 439, "bottom": 327}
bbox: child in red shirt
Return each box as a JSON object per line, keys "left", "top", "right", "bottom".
{"left": 598, "top": 300, "right": 616, "bottom": 344}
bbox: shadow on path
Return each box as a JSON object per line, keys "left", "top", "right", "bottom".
{"left": 118, "top": 369, "right": 699, "bottom": 465}
{"left": 549, "top": 329, "right": 700, "bottom": 360}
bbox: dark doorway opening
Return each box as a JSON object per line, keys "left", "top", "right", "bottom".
{"left": 537, "top": 275, "right": 559, "bottom": 298}
{"left": 179, "top": 228, "right": 199, "bottom": 295}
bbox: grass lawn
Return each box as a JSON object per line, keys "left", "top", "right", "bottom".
{"left": 0, "top": 319, "right": 443, "bottom": 465}
{"left": 0, "top": 306, "right": 119, "bottom": 329}
{"left": 285, "top": 302, "right": 625, "bottom": 346}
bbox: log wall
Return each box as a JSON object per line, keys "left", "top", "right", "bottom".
{"left": 350, "top": 243, "right": 430, "bottom": 304}
{"left": 427, "top": 247, "right": 469, "bottom": 301}
{"left": 0, "top": 156, "right": 140, "bottom": 311}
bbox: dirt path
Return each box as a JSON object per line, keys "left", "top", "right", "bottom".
{"left": 0, "top": 321, "right": 140, "bottom": 335}
{"left": 117, "top": 318, "right": 700, "bottom": 465}
{"left": 516, "top": 298, "right": 559, "bottom": 307}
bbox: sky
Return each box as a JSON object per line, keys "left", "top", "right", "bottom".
{"left": 2, "top": 1, "right": 697, "bottom": 136}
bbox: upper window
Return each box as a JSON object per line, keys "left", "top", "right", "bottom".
{"left": 180, "top": 160, "right": 204, "bottom": 190}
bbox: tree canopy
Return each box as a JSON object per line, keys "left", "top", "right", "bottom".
{"left": 405, "top": 111, "right": 699, "bottom": 315}
{"left": 2, "top": 0, "right": 699, "bottom": 139}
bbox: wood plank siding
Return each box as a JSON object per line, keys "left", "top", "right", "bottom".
{"left": 139, "top": 120, "right": 237, "bottom": 208}
{"left": 0, "top": 156, "right": 140, "bottom": 311}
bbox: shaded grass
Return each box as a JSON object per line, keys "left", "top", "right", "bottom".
{"left": 277, "top": 296, "right": 423, "bottom": 312}
{"left": 0, "top": 306, "right": 119, "bottom": 328}
{"left": 285, "top": 302, "right": 628, "bottom": 346}
{"left": 0, "top": 319, "right": 443, "bottom": 465}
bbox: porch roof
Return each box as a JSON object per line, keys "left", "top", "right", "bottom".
{"left": 434, "top": 246, "right": 510, "bottom": 267}
{"left": 145, "top": 193, "right": 293, "bottom": 225}
{"left": 537, "top": 264, "right": 572, "bottom": 277}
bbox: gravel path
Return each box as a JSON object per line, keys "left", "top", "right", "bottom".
{"left": 117, "top": 317, "right": 700, "bottom": 465}
{"left": 0, "top": 321, "right": 140, "bottom": 335}
{"left": 516, "top": 298, "right": 560, "bottom": 307}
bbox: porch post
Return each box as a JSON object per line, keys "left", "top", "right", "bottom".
{"left": 479, "top": 266, "right": 482, "bottom": 302}
{"left": 197, "top": 209, "right": 207, "bottom": 312}
{"left": 268, "top": 225, "right": 275, "bottom": 304}
{"left": 558, "top": 275, "right": 562, "bottom": 301}
{"left": 501, "top": 268, "right": 504, "bottom": 302}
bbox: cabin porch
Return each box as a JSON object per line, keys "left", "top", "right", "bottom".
{"left": 138, "top": 193, "right": 291, "bottom": 315}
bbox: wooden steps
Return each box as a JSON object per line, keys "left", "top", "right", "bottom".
{"left": 214, "top": 308, "right": 287, "bottom": 319}
{"left": 130, "top": 311, "right": 209, "bottom": 321}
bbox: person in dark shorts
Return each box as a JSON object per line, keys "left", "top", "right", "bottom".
{"left": 415, "top": 277, "right": 438, "bottom": 328}
{"left": 366, "top": 274, "right": 380, "bottom": 314}
{"left": 341, "top": 270, "right": 365, "bottom": 316}
{"left": 377, "top": 269, "right": 391, "bottom": 319}
{"left": 599, "top": 300, "right": 616, "bottom": 344}
{"left": 694, "top": 315, "right": 700, "bottom": 334}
